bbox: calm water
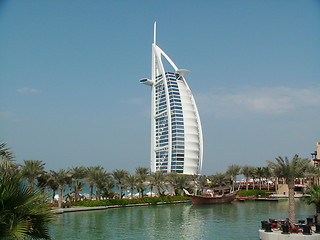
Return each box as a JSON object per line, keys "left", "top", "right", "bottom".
{"left": 49, "top": 200, "right": 315, "bottom": 240}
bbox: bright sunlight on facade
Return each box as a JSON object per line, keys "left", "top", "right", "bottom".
{"left": 140, "top": 23, "right": 203, "bottom": 175}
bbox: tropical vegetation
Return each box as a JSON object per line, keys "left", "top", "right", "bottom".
{"left": 302, "top": 185, "right": 320, "bottom": 224}
{"left": 237, "top": 189, "right": 271, "bottom": 197}
{"left": 227, "top": 164, "right": 241, "bottom": 191}
{"left": 0, "top": 142, "right": 54, "bottom": 240}
{"left": 267, "top": 155, "right": 311, "bottom": 225}
{"left": 74, "top": 195, "right": 189, "bottom": 207}
{"left": 3, "top": 139, "right": 320, "bottom": 237}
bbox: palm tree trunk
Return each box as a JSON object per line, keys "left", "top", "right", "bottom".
{"left": 232, "top": 176, "right": 236, "bottom": 192}
{"left": 52, "top": 190, "right": 56, "bottom": 202}
{"left": 246, "top": 177, "right": 249, "bottom": 191}
{"left": 118, "top": 184, "right": 122, "bottom": 199}
{"left": 288, "top": 181, "right": 296, "bottom": 225}
{"left": 89, "top": 184, "right": 93, "bottom": 200}
{"left": 180, "top": 188, "right": 184, "bottom": 196}
{"left": 29, "top": 178, "right": 35, "bottom": 191}
{"left": 74, "top": 181, "right": 78, "bottom": 202}
{"left": 259, "top": 178, "right": 262, "bottom": 190}
{"left": 97, "top": 187, "right": 101, "bottom": 201}
{"left": 157, "top": 186, "right": 161, "bottom": 196}
{"left": 58, "top": 186, "right": 63, "bottom": 208}
{"left": 171, "top": 185, "right": 176, "bottom": 196}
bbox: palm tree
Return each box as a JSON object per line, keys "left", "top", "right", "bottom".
{"left": 211, "top": 173, "right": 230, "bottom": 194}
{"left": 89, "top": 167, "right": 110, "bottom": 200}
{"left": 175, "top": 174, "right": 191, "bottom": 195}
{"left": 86, "top": 166, "right": 101, "bottom": 200}
{"left": 188, "top": 174, "right": 200, "bottom": 195}
{"left": 0, "top": 159, "right": 20, "bottom": 178}
{"left": 135, "top": 167, "right": 149, "bottom": 198}
{"left": 136, "top": 167, "right": 149, "bottom": 177}
{"left": 267, "top": 154, "right": 311, "bottom": 225}
{"left": 262, "top": 166, "right": 272, "bottom": 190}
{"left": 198, "top": 175, "right": 209, "bottom": 193}
{"left": 147, "top": 174, "right": 156, "bottom": 197}
{"left": 102, "top": 180, "right": 115, "bottom": 199}
{"left": 47, "top": 176, "right": 59, "bottom": 202}
{"left": 69, "top": 166, "right": 86, "bottom": 201}
{"left": 0, "top": 142, "right": 15, "bottom": 160}
{"left": 302, "top": 185, "right": 320, "bottom": 224}
{"left": 250, "top": 168, "right": 257, "bottom": 190}
{"left": 37, "top": 171, "right": 51, "bottom": 193}
{"left": 50, "top": 169, "right": 70, "bottom": 208}
{"left": 227, "top": 164, "right": 241, "bottom": 191}
{"left": 112, "top": 169, "right": 129, "bottom": 199}
{"left": 0, "top": 142, "right": 18, "bottom": 179}
{"left": 148, "top": 171, "right": 165, "bottom": 196}
{"left": 241, "top": 165, "right": 255, "bottom": 190}
{"left": 126, "top": 174, "right": 138, "bottom": 199}
{"left": 0, "top": 158, "right": 53, "bottom": 239}
{"left": 21, "top": 160, "right": 45, "bottom": 190}
{"left": 305, "top": 164, "right": 320, "bottom": 186}
{"left": 255, "top": 167, "right": 264, "bottom": 190}
{"left": 166, "top": 172, "right": 190, "bottom": 196}
{"left": 166, "top": 172, "right": 178, "bottom": 195}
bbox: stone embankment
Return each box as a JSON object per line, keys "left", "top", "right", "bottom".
{"left": 53, "top": 200, "right": 191, "bottom": 214}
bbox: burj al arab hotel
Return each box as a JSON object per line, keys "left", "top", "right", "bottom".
{"left": 140, "top": 23, "right": 203, "bottom": 175}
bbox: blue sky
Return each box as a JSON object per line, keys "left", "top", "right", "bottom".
{"left": 1, "top": 0, "right": 320, "bottom": 175}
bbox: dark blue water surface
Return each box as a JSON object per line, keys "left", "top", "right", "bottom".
{"left": 49, "top": 200, "right": 314, "bottom": 240}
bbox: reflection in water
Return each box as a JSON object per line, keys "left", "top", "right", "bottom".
{"left": 50, "top": 201, "right": 314, "bottom": 240}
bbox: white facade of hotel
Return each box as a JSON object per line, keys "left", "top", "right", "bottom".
{"left": 140, "top": 23, "right": 203, "bottom": 175}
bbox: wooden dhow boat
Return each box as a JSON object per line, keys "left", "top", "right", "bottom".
{"left": 184, "top": 189, "right": 237, "bottom": 205}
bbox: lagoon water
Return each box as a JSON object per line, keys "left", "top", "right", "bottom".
{"left": 50, "top": 200, "right": 314, "bottom": 240}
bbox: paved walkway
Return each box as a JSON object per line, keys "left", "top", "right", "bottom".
{"left": 53, "top": 200, "right": 191, "bottom": 214}
{"left": 259, "top": 229, "right": 320, "bottom": 240}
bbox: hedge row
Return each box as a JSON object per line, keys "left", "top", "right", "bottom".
{"left": 73, "top": 195, "right": 190, "bottom": 207}
{"left": 237, "top": 189, "right": 271, "bottom": 197}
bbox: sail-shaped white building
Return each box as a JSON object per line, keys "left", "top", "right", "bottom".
{"left": 140, "top": 23, "right": 203, "bottom": 175}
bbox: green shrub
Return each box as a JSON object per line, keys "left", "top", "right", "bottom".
{"left": 237, "top": 189, "right": 271, "bottom": 197}
{"left": 73, "top": 196, "right": 190, "bottom": 207}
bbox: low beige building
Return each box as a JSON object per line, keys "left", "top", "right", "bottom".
{"left": 276, "top": 183, "right": 306, "bottom": 196}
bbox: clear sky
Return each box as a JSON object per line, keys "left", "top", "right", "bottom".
{"left": 1, "top": 0, "right": 320, "bottom": 175}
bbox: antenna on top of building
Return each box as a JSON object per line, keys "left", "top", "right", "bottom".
{"left": 153, "top": 21, "right": 157, "bottom": 45}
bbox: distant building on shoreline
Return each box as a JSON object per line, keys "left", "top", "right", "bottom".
{"left": 140, "top": 23, "right": 203, "bottom": 175}
{"left": 311, "top": 142, "right": 320, "bottom": 167}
